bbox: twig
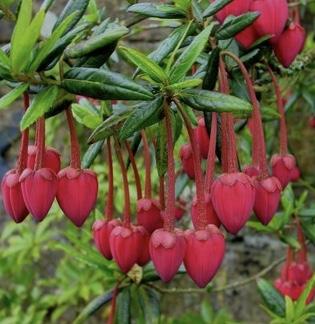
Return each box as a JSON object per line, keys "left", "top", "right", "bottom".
{"left": 145, "top": 256, "right": 285, "bottom": 294}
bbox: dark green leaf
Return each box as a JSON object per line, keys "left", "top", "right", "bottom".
{"left": 138, "top": 287, "right": 160, "bottom": 323}
{"left": 116, "top": 288, "right": 131, "bottom": 324}
{"left": 88, "top": 111, "right": 130, "bottom": 143}
{"left": 179, "top": 89, "right": 252, "bottom": 115}
{"left": 119, "top": 46, "right": 168, "bottom": 83}
{"left": 149, "top": 24, "right": 195, "bottom": 65}
{"left": 203, "top": 0, "right": 232, "bottom": 18}
{"left": 119, "top": 96, "right": 164, "bottom": 140}
{"left": 53, "top": 0, "right": 89, "bottom": 34}
{"left": 82, "top": 140, "right": 104, "bottom": 168}
{"left": 167, "top": 79, "right": 202, "bottom": 91}
{"left": 202, "top": 47, "right": 220, "bottom": 90}
{"left": 216, "top": 12, "right": 260, "bottom": 40}
{"left": 30, "top": 12, "right": 78, "bottom": 71}
{"left": 66, "top": 26, "right": 128, "bottom": 58}
{"left": 127, "top": 3, "right": 186, "bottom": 19}
{"left": 38, "top": 23, "right": 89, "bottom": 71}
{"left": 62, "top": 67, "right": 154, "bottom": 101}
{"left": 170, "top": 24, "right": 214, "bottom": 82}
{"left": 20, "top": 86, "right": 59, "bottom": 130}
{"left": 0, "top": 84, "right": 28, "bottom": 110}
{"left": 257, "top": 279, "right": 285, "bottom": 317}
{"left": 74, "top": 290, "right": 113, "bottom": 323}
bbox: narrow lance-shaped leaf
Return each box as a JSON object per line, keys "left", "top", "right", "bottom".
{"left": 29, "top": 12, "right": 79, "bottom": 71}
{"left": 116, "top": 288, "right": 131, "bottom": 324}
{"left": 62, "top": 67, "right": 154, "bottom": 101}
{"left": 88, "top": 111, "right": 130, "bottom": 143}
{"left": 149, "top": 23, "right": 195, "bottom": 64}
{"left": 179, "top": 89, "right": 252, "bottom": 115}
{"left": 11, "top": 7, "right": 46, "bottom": 73}
{"left": 10, "top": 0, "right": 32, "bottom": 69}
{"left": 66, "top": 26, "right": 129, "bottom": 59}
{"left": 169, "top": 24, "right": 214, "bottom": 83}
{"left": 216, "top": 12, "right": 260, "bottom": 40}
{"left": 74, "top": 290, "right": 113, "bottom": 323}
{"left": 20, "top": 86, "right": 59, "bottom": 130}
{"left": 119, "top": 96, "right": 164, "bottom": 140}
{"left": 0, "top": 84, "right": 28, "bottom": 110}
{"left": 119, "top": 46, "right": 168, "bottom": 84}
{"left": 38, "top": 23, "right": 90, "bottom": 71}
{"left": 127, "top": 3, "right": 187, "bottom": 19}
{"left": 203, "top": 0, "right": 232, "bottom": 18}
{"left": 202, "top": 47, "right": 220, "bottom": 91}
{"left": 0, "top": 48, "right": 10, "bottom": 66}
{"left": 257, "top": 279, "right": 285, "bottom": 317}
{"left": 82, "top": 140, "right": 105, "bottom": 169}
{"left": 53, "top": 0, "right": 89, "bottom": 34}
{"left": 167, "top": 79, "right": 202, "bottom": 91}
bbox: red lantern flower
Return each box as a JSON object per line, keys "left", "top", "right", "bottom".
{"left": 27, "top": 145, "right": 61, "bottom": 173}
{"left": 253, "top": 177, "right": 282, "bottom": 225}
{"left": 184, "top": 225, "right": 225, "bottom": 288}
{"left": 271, "top": 154, "right": 297, "bottom": 189}
{"left": 93, "top": 219, "right": 120, "bottom": 260}
{"left": 274, "top": 22, "right": 306, "bottom": 68}
{"left": 194, "top": 118, "right": 209, "bottom": 159}
{"left": 1, "top": 170, "right": 29, "bottom": 223}
{"left": 251, "top": 0, "right": 288, "bottom": 43}
{"left": 149, "top": 229, "right": 186, "bottom": 282}
{"left": 179, "top": 144, "right": 195, "bottom": 179}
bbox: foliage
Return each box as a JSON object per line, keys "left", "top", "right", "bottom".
{"left": 0, "top": 0, "right": 315, "bottom": 323}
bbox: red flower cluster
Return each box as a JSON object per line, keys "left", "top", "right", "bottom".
{"left": 214, "top": 0, "right": 306, "bottom": 67}
{"left": 1, "top": 96, "right": 98, "bottom": 226}
{"left": 275, "top": 224, "right": 315, "bottom": 302}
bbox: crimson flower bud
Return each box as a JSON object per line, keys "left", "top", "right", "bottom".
{"left": 215, "top": 0, "right": 252, "bottom": 23}
{"left": 275, "top": 260, "right": 315, "bottom": 303}
{"left": 309, "top": 116, "right": 315, "bottom": 128}
{"left": 27, "top": 145, "right": 61, "bottom": 174}
{"left": 253, "top": 177, "right": 282, "bottom": 225}
{"left": 110, "top": 224, "right": 144, "bottom": 273}
{"left": 1, "top": 169, "right": 29, "bottom": 223}
{"left": 137, "top": 198, "right": 163, "bottom": 233}
{"left": 290, "top": 166, "right": 300, "bottom": 183}
{"left": 271, "top": 154, "right": 297, "bottom": 189}
{"left": 93, "top": 219, "right": 120, "bottom": 260}
{"left": 179, "top": 144, "right": 195, "bottom": 179}
{"left": 251, "top": 0, "right": 288, "bottom": 43}
{"left": 20, "top": 168, "right": 58, "bottom": 221}
{"left": 194, "top": 118, "right": 209, "bottom": 159}
{"left": 274, "top": 22, "right": 306, "bottom": 68}
{"left": 184, "top": 225, "right": 225, "bottom": 288}
{"left": 235, "top": 25, "right": 258, "bottom": 49}
{"left": 288, "top": 261, "right": 312, "bottom": 286}
{"left": 57, "top": 167, "right": 98, "bottom": 227}
{"left": 191, "top": 194, "right": 220, "bottom": 228}
{"left": 149, "top": 229, "right": 186, "bottom": 282}
{"left": 211, "top": 172, "right": 255, "bottom": 234}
